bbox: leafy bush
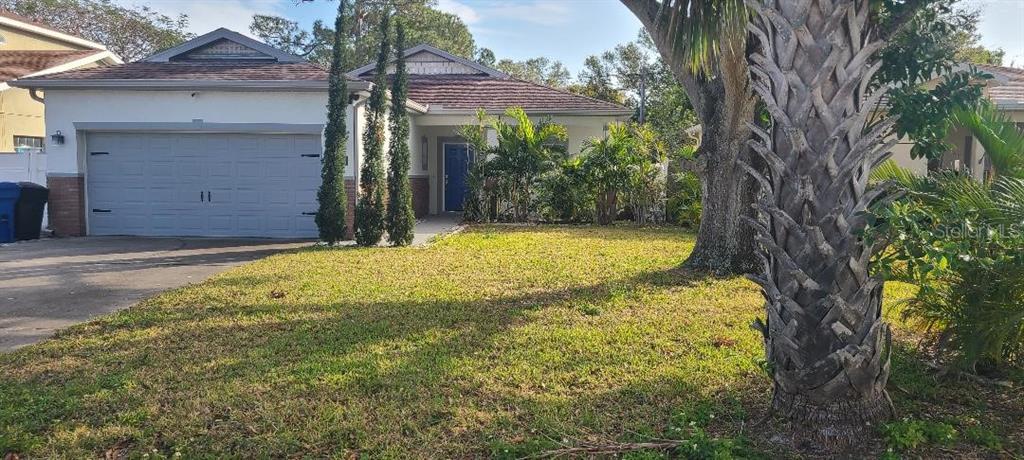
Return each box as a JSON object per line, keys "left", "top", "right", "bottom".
{"left": 457, "top": 107, "right": 568, "bottom": 222}
{"left": 868, "top": 103, "right": 1024, "bottom": 372}
{"left": 578, "top": 123, "right": 666, "bottom": 225}
{"left": 881, "top": 418, "right": 958, "bottom": 452}
{"left": 538, "top": 158, "right": 593, "bottom": 222}
{"left": 666, "top": 171, "right": 702, "bottom": 229}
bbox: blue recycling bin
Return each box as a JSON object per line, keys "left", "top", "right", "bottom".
{"left": 0, "top": 182, "right": 20, "bottom": 243}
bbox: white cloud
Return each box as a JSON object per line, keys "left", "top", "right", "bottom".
{"left": 438, "top": 0, "right": 571, "bottom": 28}
{"left": 436, "top": 0, "right": 481, "bottom": 25}
{"left": 484, "top": 1, "right": 572, "bottom": 26}
{"left": 114, "top": 0, "right": 285, "bottom": 38}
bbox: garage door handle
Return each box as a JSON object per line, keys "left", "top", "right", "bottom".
{"left": 302, "top": 212, "right": 317, "bottom": 216}
{"left": 207, "top": 191, "right": 212, "bottom": 202}
{"left": 200, "top": 191, "right": 204, "bottom": 202}
{"left": 301, "top": 154, "right": 321, "bottom": 158}
{"left": 92, "top": 208, "right": 111, "bottom": 213}
{"left": 90, "top": 151, "right": 110, "bottom": 156}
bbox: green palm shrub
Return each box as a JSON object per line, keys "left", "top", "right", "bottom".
{"left": 578, "top": 123, "right": 665, "bottom": 225}
{"left": 538, "top": 158, "right": 593, "bottom": 223}
{"left": 457, "top": 109, "right": 492, "bottom": 223}
{"left": 666, "top": 170, "right": 702, "bottom": 228}
{"left": 457, "top": 107, "right": 567, "bottom": 222}
{"left": 869, "top": 102, "right": 1024, "bottom": 372}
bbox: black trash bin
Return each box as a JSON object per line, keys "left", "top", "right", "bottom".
{"left": 15, "top": 182, "right": 48, "bottom": 241}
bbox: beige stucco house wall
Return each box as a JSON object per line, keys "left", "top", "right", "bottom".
{"left": 0, "top": 12, "right": 118, "bottom": 153}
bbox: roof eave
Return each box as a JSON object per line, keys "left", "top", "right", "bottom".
{"left": 10, "top": 78, "right": 371, "bottom": 91}
{"left": 16, "top": 51, "right": 123, "bottom": 80}
{"left": 423, "top": 107, "right": 633, "bottom": 117}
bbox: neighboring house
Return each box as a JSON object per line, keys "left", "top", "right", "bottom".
{"left": 0, "top": 10, "right": 120, "bottom": 156}
{"left": 11, "top": 28, "right": 630, "bottom": 238}
{"left": 889, "top": 63, "right": 1024, "bottom": 180}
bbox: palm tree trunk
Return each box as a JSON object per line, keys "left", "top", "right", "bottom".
{"left": 745, "top": 0, "right": 900, "bottom": 447}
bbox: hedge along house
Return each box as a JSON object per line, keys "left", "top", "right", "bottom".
{"left": 12, "top": 29, "right": 630, "bottom": 238}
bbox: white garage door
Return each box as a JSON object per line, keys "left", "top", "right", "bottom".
{"left": 86, "top": 132, "right": 322, "bottom": 238}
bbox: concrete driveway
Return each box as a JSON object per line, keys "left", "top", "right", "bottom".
{"left": 0, "top": 237, "right": 308, "bottom": 351}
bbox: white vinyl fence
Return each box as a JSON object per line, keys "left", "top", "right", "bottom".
{"left": 0, "top": 147, "right": 48, "bottom": 229}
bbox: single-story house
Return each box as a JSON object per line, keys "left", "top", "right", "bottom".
{"left": 11, "top": 28, "right": 630, "bottom": 238}
{"left": 888, "top": 63, "right": 1024, "bottom": 181}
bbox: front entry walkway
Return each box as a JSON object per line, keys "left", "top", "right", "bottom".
{"left": 413, "top": 213, "right": 463, "bottom": 246}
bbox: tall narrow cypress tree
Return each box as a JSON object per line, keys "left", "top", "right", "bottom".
{"left": 315, "top": 0, "right": 349, "bottom": 244}
{"left": 386, "top": 20, "right": 415, "bottom": 246}
{"left": 353, "top": 13, "right": 390, "bottom": 246}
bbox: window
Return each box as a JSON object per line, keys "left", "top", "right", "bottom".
{"left": 14, "top": 136, "right": 44, "bottom": 149}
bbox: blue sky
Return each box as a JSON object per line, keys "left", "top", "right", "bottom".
{"left": 123, "top": 0, "right": 1022, "bottom": 73}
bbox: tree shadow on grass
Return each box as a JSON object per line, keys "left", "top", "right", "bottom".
{"left": 0, "top": 263, "right": 759, "bottom": 457}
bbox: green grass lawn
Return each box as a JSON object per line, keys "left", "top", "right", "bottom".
{"left": 1, "top": 226, "right": 1020, "bottom": 458}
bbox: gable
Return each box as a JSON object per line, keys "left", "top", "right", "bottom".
{"left": 402, "top": 50, "right": 483, "bottom": 75}
{"left": 350, "top": 44, "right": 504, "bottom": 79}
{"left": 145, "top": 28, "right": 303, "bottom": 63}
{"left": 172, "top": 38, "right": 274, "bottom": 61}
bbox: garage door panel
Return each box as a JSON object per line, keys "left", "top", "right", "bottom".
{"left": 87, "top": 132, "right": 320, "bottom": 237}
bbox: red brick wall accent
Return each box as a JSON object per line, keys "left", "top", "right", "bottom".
{"left": 46, "top": 175, "right": 86, "bottom": 237}
{"left": 410, "top": 176, "right": 430, "bottom": 218}
{"left": 344, "top": 178, "right": 356, "bottom": 240}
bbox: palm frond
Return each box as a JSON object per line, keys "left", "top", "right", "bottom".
{"left": 871, "top": 159, "right": 924, "bottom": 188}
{"left": 631, "top": 0, "right": 747, "bottom": 73}
{"left": 954, "top": 102, "right": 1024, "bottom": 180}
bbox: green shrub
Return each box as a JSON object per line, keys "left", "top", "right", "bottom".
{"left": 538, "top": 158, "right": 593, "bottom": 222}
{"left": 869, "top": 172, "right": 1024, "bottom": 372}
{"left": 666, "top": 171, "right": 702, "bottom": 228}
{"left": 868, "top": 103, "right": 1024, "bottom": 372}
{"left": 881, "top": 418, "right": 958, "bottom": 452}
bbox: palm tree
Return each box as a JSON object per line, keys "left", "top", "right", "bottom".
{"left": 744, "top": 0, "right": 902, "bottom": 445}
{"left": 581, "top": 123, "right": 635, "bottom": 225}
{"left": 619, "top": 0, "right": 761, "bottom": 274}
{"left": 489, "top": 107, "right": 568, "bottom": 221}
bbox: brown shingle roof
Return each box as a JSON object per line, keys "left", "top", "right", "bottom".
{"left": 0, "top": 50, "right": 104, "bottom": 81}
{"left": 24, "top": 61, "right": 331, "bottom": 81}
{"left": 406, "top": 75, "right": 630, "bottom": 113}
{"left": 976, "top": 64, "right": 1024, "bottom": 106}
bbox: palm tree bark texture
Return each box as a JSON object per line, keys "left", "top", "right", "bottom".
{"left": 744, "top": 0, "right": 900, "bottom": 446}
{"left": 619, "top": 0, "right": 761, "bottom": 275}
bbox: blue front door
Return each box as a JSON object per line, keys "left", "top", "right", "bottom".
{"left": 444, "top": 144, "right": 470, "bottom": 211}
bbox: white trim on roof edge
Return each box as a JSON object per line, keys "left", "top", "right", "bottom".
{"left": 0, "top": 15, "right": 107, "bottom": 51}
{"left": 348, "top": 44, "right": 507, "bottom": 78}
{"left": 145, "top": 28, "right": 305, "bottom": 63}
{"left": 19, "top": 51, "right": 122, "bottom": 79}
{"left": 10, "top": 78, "right": 372, "bottom": 92}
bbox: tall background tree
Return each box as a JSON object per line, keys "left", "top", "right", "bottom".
{"left": 315, "top": 0, "right": 351, "bottom": 244}
{"left": 251, "top": 0, "right": 473, "bottom": 69}
{"left": 620, "top": 0, "right": 761, "bottom": 275}
{"left": 1, "top": 0, "right": 192, "bottom": 61}
{"left": 386, "top": 20, "right": 415, "bottom": 246}
{"left": 353, "top": 13, "right": 390, "bottom": 246}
